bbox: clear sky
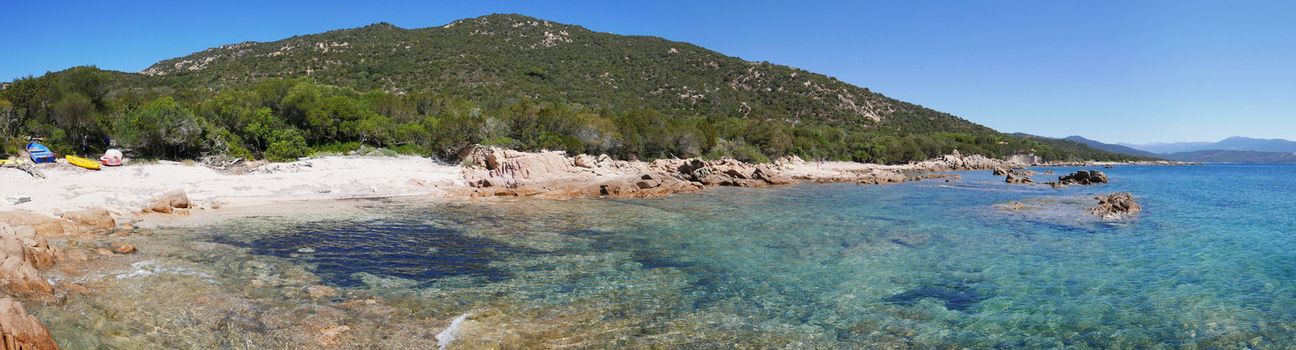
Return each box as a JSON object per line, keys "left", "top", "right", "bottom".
{"left": 2, "top": 0, "right": 1293, "bottom": 144}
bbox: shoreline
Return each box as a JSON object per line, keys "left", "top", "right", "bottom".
{"left": 0, "top": 147, "right": 1191, "bottom": 347}
{"left": 0, "top": 147, "right": 1194, "bottom": 234}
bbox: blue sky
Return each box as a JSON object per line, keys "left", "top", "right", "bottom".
{"left": 2, "top": 0, "right": 1293, "bottom": 144}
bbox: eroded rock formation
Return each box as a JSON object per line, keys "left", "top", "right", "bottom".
{"left": 1091, "top": 192, "right": 1141, "bottom": 220}
{"left": 1056, "top": 170, "right": 1109, "bottom": 186}
{"left": 460, "top": 147, "right": 1019, "bottom": 199}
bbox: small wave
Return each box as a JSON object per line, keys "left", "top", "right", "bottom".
{"left": 114, "top": 260, "right": 211, "bottom": 280}
{"left": 436, "top": 313, "right": 470, "bottom": 350}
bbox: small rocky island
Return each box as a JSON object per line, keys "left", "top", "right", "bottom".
{"left": 1091, "top": 192, "right": 1142, "bottom": 220}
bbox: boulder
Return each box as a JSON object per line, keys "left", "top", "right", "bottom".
{"left": 0, "top": 212, "right": 66, "bottom": 237}
{"left": 109, "top": 241, "right": 137, "bottom": 254}
{"left": 1091, "top": 192, "right": 1141, "bottom": 219}
{"left": 60, "top": 208, "right": 115, "bottom": 231}
{"left": 1058, "top": 170, "right": 1108, "bottom": 185}
{"left": 0, "top": 298, "right": 59, "bottom": 350}
{"left": 859, "top": 170, "right": 907, "bottom": 185}
{"left": 145, "top": 189, "right": 190, "bottom": 213}
{"left": 23, "top": 239, "right": 54, "bottom": 271}
{"left": 572, "top": 154, "right": 597, "bottom": 168}
{"left": 1005, "top": 173, "right": 1033, "bottom": 184}
{"left": 0, "top": 230, "right": 53, "bottom": 298}
{"left": 635, "top": 179, "right": 660, "bottom": 189}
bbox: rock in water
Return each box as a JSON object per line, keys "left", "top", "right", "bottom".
{"left": 1092, "top": 192, "right": 1141, "bottom": 219}
{"left": 1005, "top": 173, "right": 1032, "bottom": 184}
{"left": 110, "top": 241, "right": 137, "bottom": 254}
{"left": 306, "top": 285, "right": 338, "bottom": 299}
{"left": 0, "top": 298, "right": 59, "bottom": 350}
{"left": 1057, "top": 170, "right": 1108, "bottom": 186}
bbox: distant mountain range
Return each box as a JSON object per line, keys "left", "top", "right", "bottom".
{"left": 1062, "top": 136, "right": 1164, "bottom": 159}
{"left": 1160, "top": 150, "right": 1296, "bottom": 163}
{"left": 1119, "top": 137, "right": 1296, "bottom": 154}
{"left": 1060, "top": 136, "right": 1296, "bottom": 164}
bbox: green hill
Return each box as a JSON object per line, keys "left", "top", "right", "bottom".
{"left": 0, "top": 14, "right": 1142, "bottom": 163}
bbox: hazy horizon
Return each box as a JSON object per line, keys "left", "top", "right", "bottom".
{"left": 3, "top": 0, "right": 1292, "bottom": 144}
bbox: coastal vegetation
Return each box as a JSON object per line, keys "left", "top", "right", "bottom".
{"left": 0, "top": 14, "right": 1144, "bottom": 164}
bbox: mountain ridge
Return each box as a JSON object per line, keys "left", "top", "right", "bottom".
{"left": 1163, "top": 149, "right": 1296, "bottom": 164}
{"left": 138, "top": 14, "right": 932, "bottom": 129}
{"left": 1061, "top": 136, "right": 1164, "bottom": 159}
{"left": 1121, "top": 136, "right": 1296, "bottom": 154}
{"left": 1, "top": 14, "right": 1140, "bottom": 163}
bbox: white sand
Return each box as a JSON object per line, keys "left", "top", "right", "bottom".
{"left": 0, "top": 156, "right": 464, "bottom": 219}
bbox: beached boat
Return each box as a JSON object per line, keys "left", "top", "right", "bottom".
{"left": 26, "top": 142, "right": 55, "bottom": 163}
{"left": 66, "top": 155, "right": 102, "bottom": 170}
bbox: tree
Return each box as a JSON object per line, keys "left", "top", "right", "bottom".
{"left": 265, "top": 128, "right": 308, "bottom": 161}
{"left": 113, "top": 97, "right": 203, "bottom": 158}
{"left": 243, "top": 107, "right": 282, "bottom": 153}
{"left": 51, "top": 93, "right": 99, "bottom": 151}
{"left": 0, "top": 98, "right": 12, "bottom": 138}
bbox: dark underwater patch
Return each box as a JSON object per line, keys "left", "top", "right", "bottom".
{"left": 210, "top": 219, "right": 535, "bottom": 287}
{"left": 884, "top": 285, "right": 988, "bottom": 311}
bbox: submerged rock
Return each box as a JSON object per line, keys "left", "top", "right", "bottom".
{"left": 1091, "top": 192, "right": 1141, "bottom": 220}
{"left": 0, "top": 297, "right": 59, "bottom": 350}
{"left": 306, "top": 285, "right": 339, "bottom": 299}
{"left": 110, "top": 241, "right": 137, "bottom": 254}
{"left": 884, "top": 285, "right": 987, "bottom": 311}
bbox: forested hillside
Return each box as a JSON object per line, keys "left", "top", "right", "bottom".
{"left": 0, "top": 14, "right": 1142, "bottom": 163}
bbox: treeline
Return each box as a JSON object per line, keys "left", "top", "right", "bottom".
{"left": 0, "top": 67, "right": 1141, "bottom": 164}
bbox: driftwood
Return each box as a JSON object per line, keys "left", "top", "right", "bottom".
{"left": 0, "top": 163, "right": 44, "bottom": 179}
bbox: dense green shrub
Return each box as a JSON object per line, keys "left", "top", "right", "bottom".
{"left": 0, "top": 67, "right": 1146, "bottom": 163}
{"left": 112, "top": 97, "right": 203, "bottom": 158}
{"left": 265, "top": 128, "right": 308, "bottom": 161}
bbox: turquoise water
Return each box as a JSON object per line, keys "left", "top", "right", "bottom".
{"left": 115, "top": 165, "right": 1296, "bottom": 347}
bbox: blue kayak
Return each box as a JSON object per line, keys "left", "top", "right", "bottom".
{"left": 26, "top": 142, "right": 55, "bottom": 163}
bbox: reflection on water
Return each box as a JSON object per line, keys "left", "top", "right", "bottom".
{"left": 32, "top": 165, "right": 1296, "bottom": 348}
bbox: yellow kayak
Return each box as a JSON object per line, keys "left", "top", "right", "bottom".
{"left": 66, "top": 155, "right": 102, "bottom": 170}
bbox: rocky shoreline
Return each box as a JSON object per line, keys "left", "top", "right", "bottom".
{"left": 0, "top": 147, "right": 1185, "bottom": 348}
{"left": 461, "top": 148, "right": 1021, "bottom": 199}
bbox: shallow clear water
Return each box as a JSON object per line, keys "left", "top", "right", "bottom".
{"left": 38, "top": 165, "right": 1296, "bottom": 348}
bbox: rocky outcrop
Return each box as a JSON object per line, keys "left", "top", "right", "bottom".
{"left": 461, "top": 146, "right": 805, "bottom": 199}
{"left": 144, "top": 190, "right": 191, "bottom": 214}
{"left": 461, "top": 146, "right": 1027, "bottom": 199}
{"left": 1056, "top": 170, "right": 1108, "bottom": 186}
{"left": 59, "top": 209, "right": 115, "bottom": 231}
{"left": 0, "top": 226, "right": 53, "bottom": 299}
{"left": 1091, "top": 192, "right": 1141, "bottom": 219}
{"left": 0, "top": 213, "right": 65, "bottom": 237}
{"left": 0, "top": 298, "right": 59, "bottom": 350}
{"left": 917, "top": 150, "right": 1010, "bottom": 171}
{"left": 1005, "top": 173, "right": 1033, "bottom": 184}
